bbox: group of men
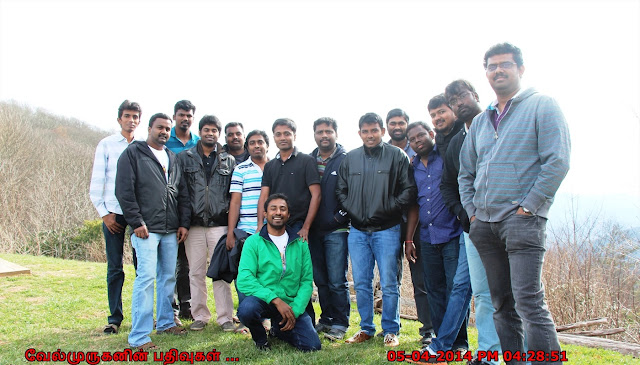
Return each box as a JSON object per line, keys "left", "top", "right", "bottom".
{"left": 90, "top": 42, "right": 570, "bottom": 365}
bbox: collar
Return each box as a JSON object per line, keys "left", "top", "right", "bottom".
{"left": 275, "top": 147, "right": 299, "bottom": 161}
{"left": 387, "top": 138, "right": 412, "bottom": 153}
{"left": 171, "top": 126, "right": 197, "bottom": 142}
{"left": 363, "top": 141, "right": 384, "bottom": 155}
{"left": 412, "top": 144, "right": 439, "bottom": 167}
{"left": 259, "top": 224, "right": 299, "bottom": 245}
{"left": 488, "top": 87, "right": 524, "bottom": 111}
{"left": 116, "top": 132, "right": 136, "bottom": 143}
{"left": 196, "top": 141, "right": 219, "bottom": 158}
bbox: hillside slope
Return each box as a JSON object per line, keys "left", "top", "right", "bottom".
{"left": 0, "top": 101, "right": 108, "bottom": 254}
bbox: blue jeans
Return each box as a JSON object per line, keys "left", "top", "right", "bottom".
{"left": 348, "top": 224, "right": 401, "bottom": 336}
{"left": 421, "top": 236, "right": 468, "bottom": 347}
{"left": 425, "top": 235, "right": 471, "bottom": 352}
{"left": 309, "top": 230, "right": 350, "bottom": 331}
{"left": 465, "top": 232, "right": 501, "bottom": 364}
{"left": 237, "top": 296, "right": 321, "bottom": 351}
{"left": 103, "top": 213, "right": 137, "bottom": 326}
{"left": 287, "top": 220, "right": 316, "bottom": 325}
{"left": 128, "top": 232, "right": 179, "bottom": 347}
{"left": 470, "top": 215, "right": 561, "bottom": 365}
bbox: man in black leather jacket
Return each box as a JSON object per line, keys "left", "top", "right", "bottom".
{"left": 177, "top": 115, "right": 237, "bottom": 332}
{"left": 336, "top": 112, "right": 416, "bottom": 347}
{"left": 116, "top": 113, "right": 190, "bottom": 350}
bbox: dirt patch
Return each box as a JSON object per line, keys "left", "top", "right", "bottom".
{"left": 25, "top": 297, "right": 46, "bottom": 304}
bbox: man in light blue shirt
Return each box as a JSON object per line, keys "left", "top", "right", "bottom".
{"left": 89, "top": 99, "right": 141, "bottom": 334}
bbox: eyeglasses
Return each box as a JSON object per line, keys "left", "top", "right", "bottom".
{"left": 485, "top": 61, "right": 517, "bottom": 72}
{"left": 448, "top": 91, "right": 471, "bottom": 106}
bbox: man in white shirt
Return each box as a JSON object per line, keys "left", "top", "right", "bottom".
{"left": 89, "top": 99, "right": 141, "bottom": 334}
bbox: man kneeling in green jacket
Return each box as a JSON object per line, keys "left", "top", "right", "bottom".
{"left": 237, "top": 193, "right": 321, "bottom": 352}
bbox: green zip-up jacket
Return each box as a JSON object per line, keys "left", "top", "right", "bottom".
{"left": 237, "top": 225, "right": 313, "bottom": 318}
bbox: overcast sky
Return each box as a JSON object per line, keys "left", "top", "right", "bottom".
{"left": 1, "top": 0, "right": 639, "bottom": 227}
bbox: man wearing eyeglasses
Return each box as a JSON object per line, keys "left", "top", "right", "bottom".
{"left": 459, "top": 43, "right": 570, "bottom": 364}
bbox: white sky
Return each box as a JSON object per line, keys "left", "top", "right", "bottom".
{"left": 1, "top": 0, "right": 639, "bottom": 226}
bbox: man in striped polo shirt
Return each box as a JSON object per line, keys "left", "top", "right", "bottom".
{"left": 227, "top": 130, "right": 270, "bottom": 242}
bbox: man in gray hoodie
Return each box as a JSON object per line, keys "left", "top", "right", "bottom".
{"left": 458, "top": 43, "right": 570, "bottom": 365}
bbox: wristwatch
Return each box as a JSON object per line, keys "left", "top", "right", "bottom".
{"left": 521, "top": 207, "right": 531, "bottom": 214}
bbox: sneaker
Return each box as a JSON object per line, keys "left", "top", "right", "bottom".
{"left": 190, "top": 320, "right": 207, "bottom": 331}
{"left": 324, "top": 328, "right": 346, "bottom": 341}
{"left": 262, "top": 319, "right": 271, "bottom": 334}
{"left": 467, "top": 357, "right": 492, "bottom": 365}
{"left": 255, "top": 341, "right": 271, "bottom": 351}
{"left": 405, "top": 346, "right": 446, "bottom": 365}
{"left": 384, "top": 333, "right": 399, "bottom": 347}
{"left": 453, "top": 347, "right": 469, "bottom": 358}
{"left": 221, "top": 321, "right": 237, "bottom": 332}
{"left": 314, "top": 322, "right": 331, "bottom": 333}
{"left": 420, "top": 331, "right": 434, "bottom": 345}
{"left": 173, "top": 313, "right": 183, "bottom": 327}
{"left": 345, "top": 330, "right": 373, "bottom": 344}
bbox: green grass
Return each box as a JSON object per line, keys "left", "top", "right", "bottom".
{"left": 0, "top": 253, "right": 638, "bottom": 364}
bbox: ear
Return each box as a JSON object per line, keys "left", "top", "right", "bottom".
{"left": 380, "top": 127, "right": 386, "bottom": 136}
{"left": 429, "top": 130, "right": 435, "bottom": 139}
{"left": 518, "top": 65, "right": 525, "bottom": 77}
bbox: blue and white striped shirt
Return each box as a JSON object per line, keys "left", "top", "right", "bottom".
{"left": 89, "top": 133, "right": 135, "bottom": 217}
{"left": 229, "top": 158, "right": 264, "bottom": 234}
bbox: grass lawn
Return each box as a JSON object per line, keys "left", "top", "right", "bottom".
{"left": 0, "top": 253, "right": 638, "bottom": 364}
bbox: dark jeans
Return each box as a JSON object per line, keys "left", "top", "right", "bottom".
{"left": 288, "top": 219, "right": 316, "bottom": 325}
{"left": 421, "top": 235, "right": 468, "bottom": 349}
{"left": 401, "top": 224, "right": 433, "bottom": 336}
{"left": 237, "top": 296, "right": 321, "bottom": 351}
{"left": 309, "top": 230, "right": 350, "bottom": 331}
{"left": 427, "top": 235, "right": 472, "bottom": 352}
{"left": 175, "top": 241, "right": 191, "bottom": 310}
{"left": 470, "top": 214, "right": 561, "bottom": 365}
{"left": 103, "top": 213, "right": 137, "bottom": 326}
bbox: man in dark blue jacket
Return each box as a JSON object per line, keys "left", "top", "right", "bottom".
{"left": 308, "top": 117, "right": 350, "bottom": 341}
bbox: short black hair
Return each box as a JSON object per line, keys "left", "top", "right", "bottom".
{"left": 428, "top": 94, "right": 450, "bottom": 112}
{"left": 313, "top": 117, "right": 338, "bottom": 132}
{"left": 118, "top": 100, "right": 141, "bottom": 119}
{"left": 406, "top": 121, "right": 433, "bottom": 136}
{"left": 198, "top": 115, "right": 222, "bottom": 132}
{"left": 483, "top": 42, "right": 524, "bottom": 69}
{"left": 264, "top": 193, "right": 290, "bottom": 212}
{"left": 174, "top": 100, "right": 196, "bottom": 115}
{"left": 272, "top": 118, "right": 297, "bottom": 133}
{"left": 358, "top": 112, "right": 383, "bottom": 129}
{"left": 225, "top": 122, "right": 244, "bottom": 134}
{"left": 386, "top": 108, "right": 409, "bottom": 124}
{"left": 149, "top": 113, "right": 171, "bottom": 127}
{"left": 444, "top": 79, "right": 478, "bottom": 104}
{"left": 246, "top": 129, "right": 270, "bottom": 148}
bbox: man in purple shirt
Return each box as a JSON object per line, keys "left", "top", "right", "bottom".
{"left": 405, "top": 120, "right": 470, "bottom": 362}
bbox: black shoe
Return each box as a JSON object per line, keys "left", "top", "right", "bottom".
{"left": 255, "top": 341, "right": 271, "bottom": 351}
{"left": 314, "top": 322, "right": 331, "bottom": 333}
{"left": 420, "top": 331, "right": 434, "bottom": 345}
